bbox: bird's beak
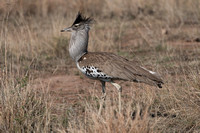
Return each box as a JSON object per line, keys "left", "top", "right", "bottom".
{"left": 60, "top": 26, "right": 72, "bottom": 32}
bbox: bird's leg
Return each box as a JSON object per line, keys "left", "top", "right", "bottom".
{"left": 98, "top": 81, "right": 106, "bottom": 115}
{"left": 111, "top": 81, "right": 122, "bottom": 114}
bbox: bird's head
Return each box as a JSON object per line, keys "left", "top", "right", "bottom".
{"left": 61, "top": 12, "right": 94, "bottom": 32}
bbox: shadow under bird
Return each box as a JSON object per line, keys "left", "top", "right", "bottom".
{"left": 61, "top": 12, "right": 164, "bottom": 115}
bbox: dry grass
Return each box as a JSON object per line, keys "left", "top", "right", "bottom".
{"left": 0, "top": 0, "right": 200, "bottom": 132}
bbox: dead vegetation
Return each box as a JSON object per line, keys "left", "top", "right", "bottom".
{"left": 0, "top": 0, "right": 200, "bottom": 132}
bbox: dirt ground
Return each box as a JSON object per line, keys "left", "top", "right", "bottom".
{"left": 35, "top": 74, "right": 135, "bottom": 108}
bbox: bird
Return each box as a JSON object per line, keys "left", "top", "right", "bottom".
{"left": 61, "top": 12, "right": 163, "bottom": 115}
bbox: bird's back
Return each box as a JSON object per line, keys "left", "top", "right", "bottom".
{"left": 77, "top": 52, "right": 163, "bottom": 88}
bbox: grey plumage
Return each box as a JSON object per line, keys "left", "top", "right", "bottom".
{"left": 69, "top": 28, "right": 89, "bottom": 61}
{"left": 61, "top": 12, "right": 94, "bottom": 61}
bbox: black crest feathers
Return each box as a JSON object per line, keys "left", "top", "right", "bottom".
{"left": 72, "top": 12, "right": 94, "bottom": 25}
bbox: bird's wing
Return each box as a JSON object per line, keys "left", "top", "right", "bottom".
{"left": 78, "top": 52, "right": 163, "bottom": 87}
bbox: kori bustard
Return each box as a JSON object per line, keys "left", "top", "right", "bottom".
{"left": 61, "top": 12, "right": 163, "bottom": 115}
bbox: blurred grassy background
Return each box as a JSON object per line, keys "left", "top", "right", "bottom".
{"left": 1, "top": 0, "right": 200, "bottom": 76}
{"left": 0, "top": 0, "right": 200, "bottom": 132}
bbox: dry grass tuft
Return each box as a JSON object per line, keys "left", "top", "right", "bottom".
{"left": 0, "top": 76, "right": 65, "bottom": 132}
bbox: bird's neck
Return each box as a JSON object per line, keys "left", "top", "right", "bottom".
{"left": 69, "top": 28, "right": 89, "bottom": 62}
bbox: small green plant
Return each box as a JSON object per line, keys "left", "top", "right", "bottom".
{"left": 155, "top": 43, "right": 167, "bottom": 52}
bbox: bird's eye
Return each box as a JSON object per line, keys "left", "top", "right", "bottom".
{"left": 74, "top": 24, "right": 79, "bottom": 27}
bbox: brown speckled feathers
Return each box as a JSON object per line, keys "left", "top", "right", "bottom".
{"left": 78, "top": 52, "right": 163, "bottom": 88}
